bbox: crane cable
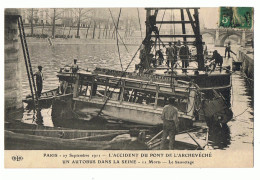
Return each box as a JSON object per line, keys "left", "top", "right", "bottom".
{"left": 137, "top": 8, "right": 143, "bottom": 40}
{"left": 159, "top": 9, "right": 166, "bottom": 31}
{"left": 108, "top": 8, "right": 129, "bottom": 53}
{"left": 115, "top": 8, "right": 123, "bottom": 71}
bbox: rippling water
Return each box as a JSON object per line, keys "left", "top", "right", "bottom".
{"left": 19, "top": 41, "right": 253, "bottom": 151}
{"left": 20, "top": 43, "right": 139, "bottom": 95}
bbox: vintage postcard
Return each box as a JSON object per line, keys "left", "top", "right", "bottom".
{"left": 4, "top": 7, "right": 254, "bottom": 168}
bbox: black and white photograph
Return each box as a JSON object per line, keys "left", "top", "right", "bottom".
{"left": 3, "top": 6, "right": 254, "bottom": 168}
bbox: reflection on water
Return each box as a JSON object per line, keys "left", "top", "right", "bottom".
{"left": 18, "top": 42, "right": 253, "bottom": 150}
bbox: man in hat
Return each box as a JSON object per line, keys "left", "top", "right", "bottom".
{"left": 179, "top": 41, "right": 190, "bottom": 73}
{"left": 225, "top": 42, "right": 236, "bottom": 58}
{"left": 166, "top": 42, "right": 175, "bottom": 68}
{"left": 160, "top": 97, "right": 179, "bottom": 150}
{"left": 71, "top": 59, "right": 79, "bottom": 73}
{"left": 34, "top": 65, "right": 44, "bottom": 98}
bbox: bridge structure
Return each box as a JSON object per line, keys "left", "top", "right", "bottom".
{"left": 201, "top": 28, "right": 253, "bottom": 47}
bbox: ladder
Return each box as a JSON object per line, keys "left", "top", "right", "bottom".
{"left": 17, "top": 16, "right": 39, "bottom": 108}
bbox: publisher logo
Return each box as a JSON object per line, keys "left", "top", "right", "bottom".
{"left": 12, "top": 155, "right": 23, "bottom": 161}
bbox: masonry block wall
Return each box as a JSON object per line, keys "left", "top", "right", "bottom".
{"left": 5, "top": 9, "right": 23, "bottom": 115}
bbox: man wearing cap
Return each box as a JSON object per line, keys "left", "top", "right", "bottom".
{"left": 71, "top": 59, "right": 79, "bottom": 73}
{"left": 160, "top": 97, "right": 179, "bottom": 150}
{"left": 225, "top": 42, "right": 236, "bottom": 58}
{"left": 34, "top": 66, "right": 44, "bottom": 98}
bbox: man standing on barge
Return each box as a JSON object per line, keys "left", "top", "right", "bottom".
{"left": 179, "top": 42, "right": 190, "bottom": 73}
{"left": 34, "top": 65, "right": 44, "bottom": 98}
{"left": 166, "top": 42, "right": 175, "bottom": 68}
{"left": 71, "top": 59, "right": 79, "bottom": 73}
{"left": 160, "top": 97, "right": 179, "bottom": 150}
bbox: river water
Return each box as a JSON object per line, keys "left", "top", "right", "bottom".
{"left": 18, "top": 41, "right": 253, "bottom": 151}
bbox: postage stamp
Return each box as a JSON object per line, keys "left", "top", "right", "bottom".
{"left": 219, "top": 7, "right": 253, "bottom": 29}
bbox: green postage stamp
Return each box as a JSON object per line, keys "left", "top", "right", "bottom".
{"left": 219, "top": 7, "right": 253, "bottom": 29}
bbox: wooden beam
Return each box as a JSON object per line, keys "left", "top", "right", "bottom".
{"left": 103, "top": 77, "right": 108, "bottom": 101}
{"left": 162, "top": 41, "right": 205, "bottom": 45}
{"left": 119, "top": 80, "right": 125, "bottom": 104}
{"left": 151, "top": 34, "right": 200, "bottom": 38}
{"left": 180, "top": 9, "right": 187, "bottom": 42}
{"left": 185, "top": 9, "right": 197, "bottom": 34}
{"left": 145, "top": 8, "right": 200, "bottom": 10}
{"left": 89, "top": 77, "right": 94, "bottom": 99}
{"left": 156, "top": 21, "right": 192, "bottom": 24}
{"left": 73, "top": 74, "right": 79, "bottom": 98}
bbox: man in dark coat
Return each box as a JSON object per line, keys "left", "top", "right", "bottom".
{"left": 225, "top": 42, "right": 236, "bottom": 58}
{"left": 34, "top": 66, "right": 44, "bottom": 98}
{"left": 179, "top": 42, "right": 190, "bottom": 73}
{"left": 211, "top": 50, "right": 223, "bottom": 71}
{"left": 166, "top": 42, "right": 175, "bottom": 68}
{"left": 155, "top": 49, "right": 164, "bottom": 65}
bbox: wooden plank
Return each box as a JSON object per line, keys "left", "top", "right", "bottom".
{"left": 8, "top": 129, "right": 128, "bottom": 133}
{"left": 71, "top": 131, "right": 126, "bottom": 141}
